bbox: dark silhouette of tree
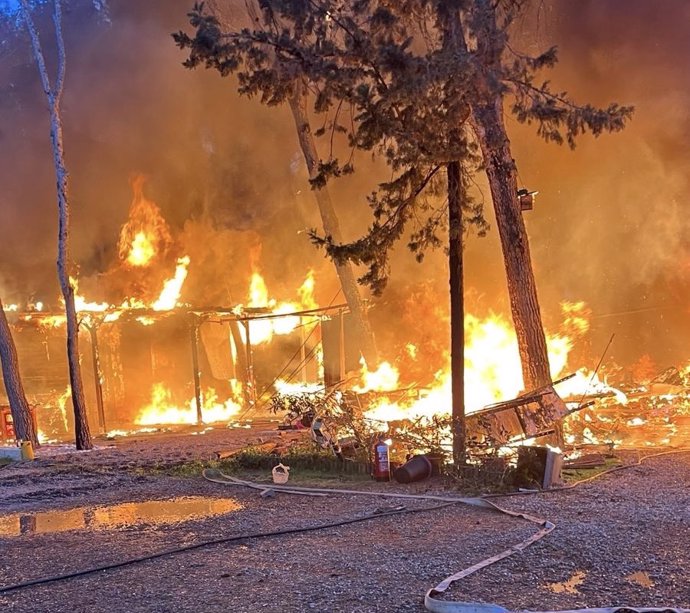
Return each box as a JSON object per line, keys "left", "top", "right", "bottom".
{"left": 0, "top": 299, "right": 39, "bottom": 447}
{"left": 19, "top": 0, "right": 93, "bottom": 450}
{"left": 175, "top": 1, "right": 380, "bottom": 369}
{"left": 175, "top": 0, "right": 632, "bottom": 462}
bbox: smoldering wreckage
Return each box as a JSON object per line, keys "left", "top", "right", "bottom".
{"left": 1, "top": 179, "right": 689, "bottom": 611}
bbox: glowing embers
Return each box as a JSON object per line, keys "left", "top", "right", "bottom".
{"left": 0, "top": 496, "right": 243, "bottom": 538}
{"left": 564, "top": 391, "right": 690, "bottom": 448}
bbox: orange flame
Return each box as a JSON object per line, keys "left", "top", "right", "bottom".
{"left": 118, "top": 176, "right": 172, "bottom": 268}
{"left": 135, "top": 383, "right": 242, "bottom": 426}
{"left": 152, "top": 256, "right": 190, "bottom": 311}
{"left": 242, "top": 270, "right": 320, "bottom": 345}
{"left": 357, "top": 310, "right": 584, "bottom": 423}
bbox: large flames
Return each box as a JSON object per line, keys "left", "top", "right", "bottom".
{"left": 9, "top": 177, "right": 329, "bottom": 435}
{"left": 118, "top": 175, "right": 172, "bottom": 268}
{"left": 238, "top": 268, "right": 318, "bottom": 346}
{"left": 134, "top": 383, "right": 242, "bottom": 426}
{"left": 7, "top": 175, "right": 688, "bottom": 449}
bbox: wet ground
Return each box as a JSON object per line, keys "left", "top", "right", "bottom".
{"left": 0, "top": 428, "right": 688, "bottom": 612}
{"left": 0, "top": 495, "right": 243, "bottom": 537}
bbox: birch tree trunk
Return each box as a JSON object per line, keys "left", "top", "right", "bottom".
{"left": 21, "top": 0, "right": 93, "bottom": 450}
{"left": 288, "top": 84, "right": 379, "bottom": 369}
{"left": 0, "top": 299, "right": 39, "bottom": 446}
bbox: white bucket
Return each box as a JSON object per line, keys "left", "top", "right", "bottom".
{"left": 271, "top": 463, "right": 290, "bottom": 484}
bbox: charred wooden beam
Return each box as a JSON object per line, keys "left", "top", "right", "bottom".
{"left": 189, "top": 316, "right": 203, "bottom": 425}
{"left": 84, "top": 322, "right": 106, "bottom": 434}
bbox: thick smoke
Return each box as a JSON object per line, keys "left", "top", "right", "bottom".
{"left": 506, "top": 0, "right": 690, "bottom": 367}
{"left": 0, "top": 0, "right": 342, "bottom": 306}
{"left": 0, "top": 0, "right": 689, "bottom": 372}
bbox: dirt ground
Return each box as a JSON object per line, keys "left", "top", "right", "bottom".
{"left": 0, "top": 427, "right": 688, "bottom": 613}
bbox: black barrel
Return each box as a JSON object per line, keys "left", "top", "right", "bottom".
{"left": 393, "top": 455, "right": 433, "bottom": 484}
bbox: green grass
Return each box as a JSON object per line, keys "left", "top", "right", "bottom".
{"left": 145, "top": 444, "right": 372, "bottom": 482}
{"left": 561, "top": 457, "right": 621, "bottom": 484}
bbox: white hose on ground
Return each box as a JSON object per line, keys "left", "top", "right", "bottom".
{"left": 205, "top": 449, "right": 690, "bottom": 613}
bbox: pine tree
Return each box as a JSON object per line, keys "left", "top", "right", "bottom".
{"left": 0, "top": 298, "right": 39, "bottom": 447}
{"left": 175, "top": 0, "right": 632, "bottom": 462}
{"left": 175, "top": 1, "right": 380, "bottom": 369}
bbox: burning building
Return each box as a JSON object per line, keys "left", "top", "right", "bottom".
{"left": 1, "top": 1, "right": 689, "bottom": 452}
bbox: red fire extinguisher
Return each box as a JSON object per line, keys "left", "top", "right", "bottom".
{"left": 372, "top": 438, "right": 390, "bottom": 481}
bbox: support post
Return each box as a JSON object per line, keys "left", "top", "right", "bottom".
{"left": 243, "top": 320, "right": 257, "bottom": 408}
{"left": 299, "top": 317, "right": 308, "bottom": 383}
{"left": 190, "top": 317, "right": 203, "bottom": 425}
{"left": 86, "top": 322, "right": 106, "bottom": 434}
{"left": 338, "top": 309, "right": 346, "bottom": 382}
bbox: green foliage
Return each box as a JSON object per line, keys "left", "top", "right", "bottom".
{"left": 269, "top": 387, "right": 455, "bottom": 463}
{"left": 561, "top": 457, "right": 621, "bottom": 484}
{"left": 175, "top": 0, "right": 632, "bottom": 293}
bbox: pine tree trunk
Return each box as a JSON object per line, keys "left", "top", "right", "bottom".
{"left": 288, "top": 86, "right": 379, "bottom": 369}
{"left": 470, "top": 100, "right": 551, "bottom": 391}
{"left": 0, "top": 299, "right": 39, "bottom": 447}
{"left": 447, "top": 161, "right": 465, "bottom": 466}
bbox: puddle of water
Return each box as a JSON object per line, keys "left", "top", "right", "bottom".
{"left": 0, "top": 496, "right": 242, "bottom": 537}
{"left": 626, "top": 571, "right": 654, "bottom": 588}
{"left": 546, "top": 570, "right": 587, "bottom": 594}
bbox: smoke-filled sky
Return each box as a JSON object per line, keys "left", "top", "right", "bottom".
{"left": 509, "top": 1, "right": 690, "bottom": 366}
{"left": 0, "top": 0, "right": 689, "bottom": 368}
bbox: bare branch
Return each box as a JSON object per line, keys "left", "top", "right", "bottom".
{"left": 19, "top": 0, "right": 52, "bottom": 98}
{"left": 53, "top": 0, "right": 66, "bottom": 101}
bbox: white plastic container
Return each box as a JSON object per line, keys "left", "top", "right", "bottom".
{"left": 0, "top": 446, "right": 22, "bottom": 461}
{"left": 271, "top": 463, "right": 290, "bottom": 484}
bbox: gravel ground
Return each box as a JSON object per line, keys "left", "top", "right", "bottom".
{"left": 0, "top": 430, "right": 688, "bottom": 613}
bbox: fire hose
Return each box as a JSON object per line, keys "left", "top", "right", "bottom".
{"left": 0, "top": 450, "right": 687, "bottom": 613}
{"left": 0, "top": 499, "right": 456, "bottom": 595}
{"left": 204, "top": 449, "right": 690, "bottom": 613}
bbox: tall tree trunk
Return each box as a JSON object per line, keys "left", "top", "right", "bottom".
{"left": 470, "top": 100, "right": 551, "bottom": 391}
{"left": 288, "top": 84, "right": 379, "bottom": 369}
{"left": 438, "top": 2, "right": 467, "bottom": 466}
{"left": 21, "top": 0, "right": 93, "bottom": 449}
{"left": 0, "top": 299, "right": 39, "bottom": 447}
{"left": 55, "top": 118, "right": 93, "bottom": 451}
{"left": 447, "top": 161, "right": 465, "bottom": 466}
{"left": 468, "top": 0, "right": 552, "bottom": 393}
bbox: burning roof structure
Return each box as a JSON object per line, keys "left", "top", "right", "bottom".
{"left": 0, "top": 172, "right": 687, "bottom": 455}
{"left": 1, "top": 1, "right": 689, "bottom": 455}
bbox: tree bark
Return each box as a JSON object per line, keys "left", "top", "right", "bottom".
{"left": 0, "top": 299, "right": 39, "bottom": 447}
{"left": 447, "top": 162, "right": 465, "bottom": 466}
{"left": 470, "top": 100, "right": 551, "bottom": 390}
{"left": 62, "top": 284, "right": 92, "bottom": 449}
{"left": 288, "top": 84, "right": 379, "bottom": 369}
{"left": 21, "top": 0, "right": 93, "bottom": 449}
{"left": 466, "top": 0, "right": 553, "bottom": 393}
